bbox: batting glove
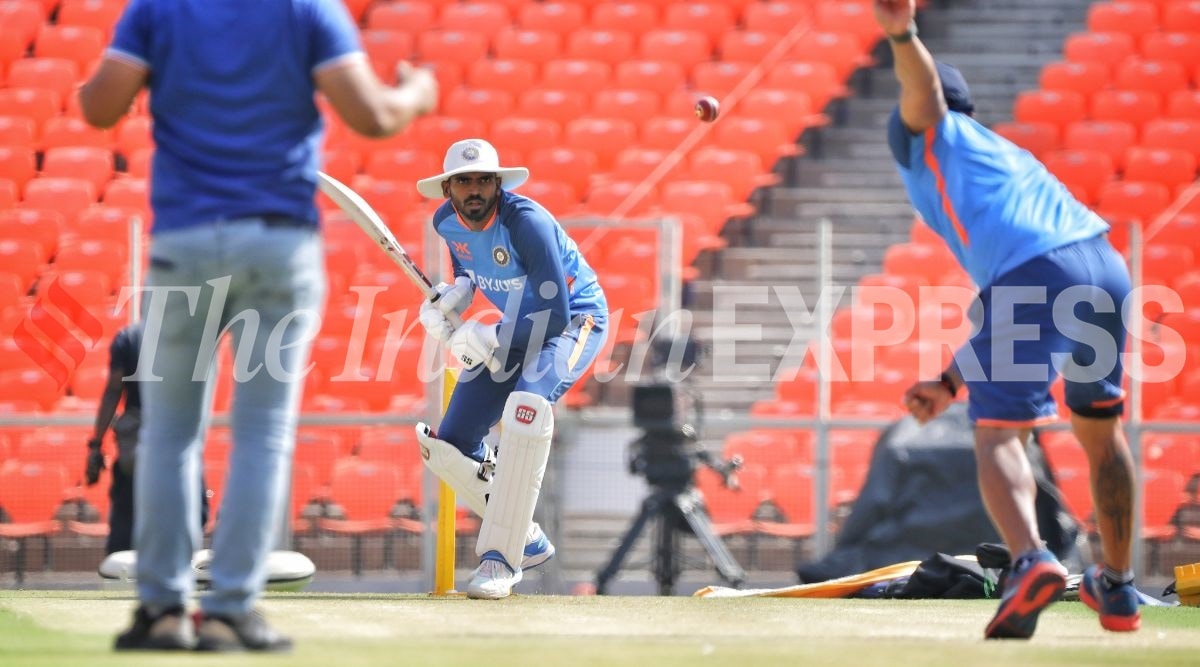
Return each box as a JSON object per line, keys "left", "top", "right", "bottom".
{"left": 418, "top": 300, "right": 453, "bottom": 342}
{"left": 449, "top": 320, "right": 499, "bottom": 370}
{"left": 431, "top": 276, "right": 475, "bottom": 317}
{"left": 85, "top": 437, "right": 105, "bottom": 485}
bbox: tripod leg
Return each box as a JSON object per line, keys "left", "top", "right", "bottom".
{"left": 652, "top": 506, "right": 680, "bottom": 596}
{"left": 675, "top": 490, "right": 746, "bottom": 587}
{"left": 595, "top": 494, "right": 660, "bottom": 594}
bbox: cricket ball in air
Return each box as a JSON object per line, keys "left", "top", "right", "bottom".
{"left": 694, "top": 95, "right": 720, "bottom": 123}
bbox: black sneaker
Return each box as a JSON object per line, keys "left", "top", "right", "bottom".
{"left": 113, "top": 605, "right": 195, "bottom": 651}
{"left": 194, "top": 608, "right": 293, "bottom": 652}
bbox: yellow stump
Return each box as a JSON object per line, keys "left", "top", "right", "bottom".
{"left": 1175, "top": 562, "right": 1200, "bottom": 607}
{"left": 432, "top": 367, "right": 460, "bottom": 595}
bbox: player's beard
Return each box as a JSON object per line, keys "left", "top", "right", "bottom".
{"left": 455, "top": 193, "right": 499, "bottom": 225}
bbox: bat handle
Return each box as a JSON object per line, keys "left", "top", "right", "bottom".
{"left": 446, "top": 311, "right": 502, "bottom": 373}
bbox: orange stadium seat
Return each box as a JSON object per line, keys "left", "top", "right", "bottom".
{"left": 638, "top": 115, "right": 693, "bottom": 151}
{"left": 1164, "top": 1, "right": 1200, "bottom": 32}
{"left": 0, "top": 88, "right": 61, "bottom": 129}
{"left": 363, "top": 147, "right": 439, "bottom": 185}
{"left": 56, "top": 0, "right": 124, "bottom": 38}
{"left": 526, "top": 147, "right": 596, "bottom": 199}
{"left": 365, "top": 1, "right": 435, "bottom": 33}
{"left": 765, "top": 61, "right": 847, "bottom": 112}
{"left": 0, "top": 145, "right": 36, "bottom": 189}
{"left": 42, "top": 146, "right": 113, "bottom": 193}
{"left": 1143, "top": 32, "right": 1200, "bottom": 72}
{"left": 0, "top": 369, "right": 64, "bottom": 410}
{"left": 743, "top": 1, "right": 809, "bottom": 34}
{"left": 73, "top": 205, "right": 138, "bottom": 243}
{"left": 0, "top": 115, "right": 36, "bottom": 148}
{"left": 541, "top": 58, "right": 612, "bottom": 93}
{"left": 565, "top": 29, "right": 636, "bottom": 66}
{"left": 518, "top": 2, "right": 586, "bottom": 35}
{"left": 1123, "top": 146, "right": 1197, "bottom": 191}
{"left": 1013, "top": 89, "right": 1087, "bottom": 132}
{"left": 518, "top": 179, "right": 577, "bottom": 216}
{"left": 612, "top": 59, "right": 685, "bottom": 96}
{"left": 789, "top": 31, "right": 871, "bottom": 83}
{"left": 490, "top": 117, "right": 563, "bottom": 162}
{"left": 0, "top": 205, "right": 59, "bottom": 251}
{"left": 0, "top": 177, "right": 14, "bottom": 209}
{"left": 1042, "top": 150, "right": 1116, "bottom": 205}
{"left": 5, "top": 57, "right": 78, "bottom": 101}
{"left": 0, "top": 462, "right": 68, "bottom": 581}
{"left": 882, "top": 242, "right": 958, "bottom": 284}
{"left": 407, "top": 115, "right": 487, "bottom": 155}
{"left": 718, "top": 29, "right": 781, "bottom": 64}
{"left": 582, "top": 180, "right": 657, "bottom": 218}
{"left": 1096, "top": 180, "right": 1172, "bottom": 223}
{"left": 0, "top": 237, "right": 48, "bottom": 287}
{"left": 39, "top": 116, "right": 111, "bottom": 151}
{"left": 658, "top": 179, "right": 754, "bottom": 232}
{"left": 1166, "top": 88, "right": 1200, "bottom": 119}
{"left": 1091, "top": 89, "right": 1162, "bottom": 127}
{"left": 609, "top": 146, "right": 679, "bottom": 184}
{"left": 590, "top": 88, "right": 661, "bottom": 123}
{"left": 34, "top": 25, "right": 104, "bottom": 71}
{"left": 443, "top": 88, "right": 515, "bottom": 126}
{"left": 1086, "top": 1, "right": 1160, "bottom": 39}
{"left": 691, "top": 61, "right": 751, "bottom": 98}
{"left": 415, "top": 31, "right": 488, "bottom": 67}
{"left": 516, "top": 88, "right": 589, "bottom": 124}
{"left": 466, "top": 59, "right": 537, "bottom": 96}
{"left": 24, "top": 177, "right": 97, "bottom": 222}
{"left": 360, "top": 30, "right": 415, "bottom": 83}
{"left": 0, "top": 0, "right": 42, "bottom": 51}
{"left": 814, "top": 0, "right": 883, "bottom": 50}
{"left": 1062, "top": 120, "right": 1136, "bottom": 171}
{"left": 638, "top": 29, "right": 711, "bottom": 71}
{"left": 686, "top": 147, "right": 780, "bottom": 201}
{"left": 101, "top": 178, "right": 149, "bottom": 220}
{"left": 694, "top": 463, "right": 765, "bottom": 535}
{"left": 561, "top": 116, "right": 638, "bottom": 169}
{"left": 1115, "top": 60, "right": 1189, "bottom": 98}
{"left": 1143, "top": 118, "right": 1200, "bottom": 163}
{"left": 437, "top": 1, "right": 511, "bottom": 29}
{"left": 662, "top": 2, "right": 733, "bottom": 44}
{"left": 1063, "top": 31, "right": 1136, "bottom": 71}
{"left": 761, "top": 464, "right": 816, "bottom": 536}
{"left": 492, "top": 27, "right": 562, "bottom": 65}
{"left": 1038, "top": 60, "right": 1111, "bottom": 97}
{"left": 590, "top": 2, "right": 659, "bottom": 38}
{"left": 993, "top": 121, "right": 1059, "bottom": 160}
{"left": 740, "top": 88, "right": 829, "bottom": 137}
{"left": 317, "top": 459, "right": 414, "bottom": 573}
{"left": 711, "top": 116, "right": 800, "bottom": 165}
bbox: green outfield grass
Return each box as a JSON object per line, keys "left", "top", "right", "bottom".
{"left": 2, "top": 590, "right": 1198, "bottom": 667}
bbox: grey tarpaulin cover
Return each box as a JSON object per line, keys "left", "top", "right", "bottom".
{"left": 795, "top": 402, "right": 1081, "bottom": 583}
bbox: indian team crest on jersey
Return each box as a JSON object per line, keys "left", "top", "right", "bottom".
{"left": 492, "top": 246, "right": 510, "bottom": 266}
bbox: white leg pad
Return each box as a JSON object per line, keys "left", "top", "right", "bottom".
{"left": 476, "top": 391, "right": 553, "bottom": 569}
{"left": 415, "top": 423, "right": 492, "bottom": 516}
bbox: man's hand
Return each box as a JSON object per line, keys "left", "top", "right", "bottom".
{"left": 448, "top": 321, "right": 499, "bottom": 370}
{"left": 85, "top": 438, "right": 106, "bottom": 485}
{"left": 873, "top": 0, "right": 916, "bottom": 36}
{"left": 419, "top": 300, "right": 453, "bottom": 342}
{"left": 431, "top": 276, "right": 474, "bottom": 317}
{"left": 903, "top": 380, "right": 955, "bottom": 424}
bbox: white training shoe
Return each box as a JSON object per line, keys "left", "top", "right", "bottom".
{"left": 467, "top": 551, "right": 522, "bottom": 600}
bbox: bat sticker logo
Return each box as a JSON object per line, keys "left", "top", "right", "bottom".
{"left": 515, "top": 405, "right": 537, "bottom": 424}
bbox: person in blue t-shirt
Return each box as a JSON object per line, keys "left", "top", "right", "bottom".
{"left": 79, "top": 0, "right": 438, "bottom": 652}
{"left": 875, "top": 0, "right": 1139, "bottom": 640}
{"left": 414, "top": 139, "right": 608, "bottom": 599}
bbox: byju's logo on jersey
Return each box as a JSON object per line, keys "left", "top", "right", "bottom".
{"left": 515, "top": 405, "right": 537, "bottom": 424}
{"left": 492, "top": 246, "right": 510, "bottom": 266}
{"left": 452, "top": 241, "right": 472, "bottom": 260}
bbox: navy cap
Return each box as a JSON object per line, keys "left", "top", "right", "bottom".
{"left": 936, "top": 62, "right": 974, "bottom": 115}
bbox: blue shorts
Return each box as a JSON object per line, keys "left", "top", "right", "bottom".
{"left": 439, "top": 312, "right": 607, "bottom": 458}
{"left": 955, "top": 235, "right": 1130, "bottom": 427}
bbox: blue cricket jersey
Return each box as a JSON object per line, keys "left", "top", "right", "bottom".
{"left": 432, "top": 190, "right": 607, "bottom": 350}
{"left": 107, "top": 0, "right": 362, "bottom": 231}
{"left": 887, "top": 109, "right": 1110, "bottom": 288}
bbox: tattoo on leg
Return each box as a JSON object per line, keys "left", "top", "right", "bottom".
{"left": 1095, "top": 453, "right": 1133, "bottom": 543}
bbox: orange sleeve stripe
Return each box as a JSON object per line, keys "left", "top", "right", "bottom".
{"left": 924, "top": 127, "right": 970, "bottom": 247}
{"left": 1090, "top": 393, "right": 1126, "bottom": 409}
{"left": 566, "top": 314, "right": 594, "bottom": 371}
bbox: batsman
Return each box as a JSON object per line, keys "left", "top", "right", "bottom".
{"left": 413, "top": 139, "right": 609, "bottom": 599}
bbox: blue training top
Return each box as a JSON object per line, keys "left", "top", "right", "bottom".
{"left": 108, "top": 0, "right": 362, "bottom": 231}
{"left": 887, "top": 109, "right": 1110, "bottom": 288}
{"left": 432, "top": 190, "right": 607, "bottom": 351}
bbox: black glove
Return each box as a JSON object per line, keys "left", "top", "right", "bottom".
{"left": 85, "top": 438, "right": 106, "bottom": 485}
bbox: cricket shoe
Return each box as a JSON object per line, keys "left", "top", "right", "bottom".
{"left": 114, "top": 605, "right": 195, "bottom": 651}
{"left": 984, "top": 549, "right": 1067, "bottom": 639}
{"left": 522, "top": 523, "right": 555, "bottom": 571}
{"left": 467, "top": 551, "right": 522, "bottom": 599}
{"left": 194, "top": 608, "right": 293, "bottom": 652}
{"left": 1079, "top": 565, "right": 1141, "bottom": 632}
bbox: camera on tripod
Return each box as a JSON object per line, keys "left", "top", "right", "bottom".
{"left": 629, "top": 382, "right": 742, "bottom": 492}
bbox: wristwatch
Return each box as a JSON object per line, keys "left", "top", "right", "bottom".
{"left": 888, "top": 21, "right": 918, "bottom": 44}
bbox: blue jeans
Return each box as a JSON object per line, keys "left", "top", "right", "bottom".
{"left": 133, "top": 218, "right": 324, "bottom": 616}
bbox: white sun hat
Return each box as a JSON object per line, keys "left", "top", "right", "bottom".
{"left": 416, "top": 138, "right": 530, "bottom": 199}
